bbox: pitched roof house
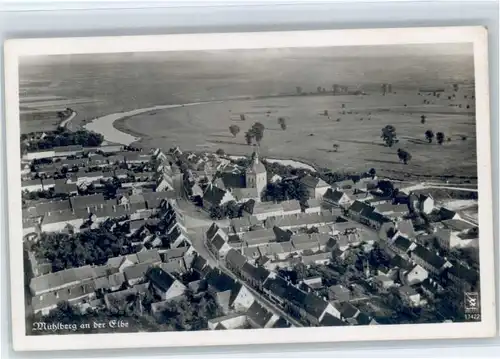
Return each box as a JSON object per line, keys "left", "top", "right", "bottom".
{"left": 147, "top": 267, "right": 186, "bottom": 300}
{"left": 203, "top": 185, "right": 235, "bottom": 210}
{"left": 246, "top": 301, "right": 279, "bottom": 328}
{"left": 410, "top": 245, "right": 451, "bottom": 275}
{"left": 300, "top": 175, "right": 331, "bottom": 199}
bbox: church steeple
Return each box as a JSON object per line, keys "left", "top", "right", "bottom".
{"left": 245, "top": 146, "right": 267, "bottom": 201}
{"left": 247, "top": 146, "right": 266, "bottom": 175}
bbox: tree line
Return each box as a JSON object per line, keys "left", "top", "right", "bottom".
{"left": 32, "top": 224, "right": 135, "bottom": 272}
{"left": 21, "top": 128, "right": 104, "bottom": 153}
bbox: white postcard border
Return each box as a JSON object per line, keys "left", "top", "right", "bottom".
{"left": 4, "top": 26, "right": 496, "bottom": 351}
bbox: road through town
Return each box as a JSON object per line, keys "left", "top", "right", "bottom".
{"left": 187, "top": 225, "right": 304, "bottom": 328}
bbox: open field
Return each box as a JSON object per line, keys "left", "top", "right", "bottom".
{"left": 18, "top": 47, "right": 477, "bottom": 181}
{"left": 114, "top": 88, "right": 476, "bottom": 180}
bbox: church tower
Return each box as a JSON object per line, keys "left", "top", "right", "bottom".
{"left": 245, "top": 148, "right": 267, "bottom": 201}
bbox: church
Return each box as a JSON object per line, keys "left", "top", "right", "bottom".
{"left": 203, "top": 150, "right": 268, "bottom": 210}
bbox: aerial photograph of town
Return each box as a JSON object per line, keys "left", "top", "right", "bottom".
{"left": 18, "top": 43, "right": 481, "bottom": 335}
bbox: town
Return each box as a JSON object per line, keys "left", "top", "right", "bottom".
{"left": 21, "top": 124, "right": 480, "bottom": 333}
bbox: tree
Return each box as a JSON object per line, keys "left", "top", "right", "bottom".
{"left": 332, "top": 144, "right": 339, "bottom": 152}
{"left": 378, "top": 180, "right": 395, "bottom": 196}
{"left": 209, "top": 205, "right": 225, "bottom": 220}
{"left": 425, "top": 130, "right": 435, "bottom": 143}
{"left": 436, "top": 132, "right": 445, "bottom": 145}
{"left": 420, "top": 115, "right": 426, "bottom": 124}
{"left": 317, "top": 86, "right": 322, "bottom": 93}
{"left": 397, "top": 148, "right": 412, "bottom": 165}
{"left": 277, "top": 117, "right": 287, "bottom": 130}
{"left": 244, "top": 131, "right": 253, "bottom": 145}
{"left": 264, "top": 178, "right": 309, "bottom": 203}
{"left": 229, "top": 125, "right": 240, "bottom": 137}
{"left": 32, "top": 225, "right": 130, "bottom": 272}
{"left": 224, "top": 201, "right": 241, "bottom": 219}
{"left": 250, "top": 122, "right": 265, "bottom": 144}
{"left": 381, "top": 125, "right": 398, "bottom": 147}
{"left": 252, "top": 122, "right": 265, "bottom": 133}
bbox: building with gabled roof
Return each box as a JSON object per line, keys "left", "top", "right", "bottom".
{"left": 328, "top": 284, "right": 351, "bottom": 302}
{"left": 302, "top": 251, "right": 331, "bottom": 266}
{"left": 53, "top": 182, "right": 78, "bottom": 196}
{"left": 191, "top": 255, "right": 210, "bottom": 276}
{"left": 69, "top": 194, "right": 106, "bottom": 211}
{"left": 136, "top": 249, "right": 161, "bottom": 265}
{"left": 25, "top": 199, "right": 72, "bottom": 217}
{"left": 225, "top": 249, "right": 248, "bottom": 273}
{"left": 21, "top": 178, "right": 44, "bottom": 192}
{"left": 388, "top": 235, "right": 416, "bottom": 259}
{"left": 336, "top": 302, "right": 361, "bottom": 321}
{"left": 240, "top": 262, "right": 271, "bottom": 290}
{"left": 282, "top": 200, "right": 302, "bottom": 214}
{"left": 147, "top": 267, "right": 186, "bottom": 300}
{"left": 208, "top": 313, "right": 249, "bottom": 330}
{"left": 230, "top": 216, "right": 262, "bottom": 234}
{"left": 242, "top": 200, "right": 284, "bottom": 221}
{"left": 241, "top": 228, "right": 276, "bottom": 247}
{"left": 32, "top": 282, "right": 96, "bottom": 316}
{"left": 320, "top": 313, "right": 347, "bottom": 327}
{"left": 40, "top": 210, "right": 85, "bottom": 233}
{"left": 108, "top": 272, "right": 126, "bottom": 291}
{"left": 323, "top": 188, "right": 352, "bottom": 209}
{"left": 374, "top": 203, "right": 409, "bottom": 216}
{"left": 396, "top": 219, "right": 417, "bottom": 239}
{"left": 262, "top": 276, "right": 341, "bottom": 325}
{"left": 348, "top": 200, "right": 374, "bottom": 224}
{"left": 29, "top": 265, "right": 106, "bottom": 296}
{"left": 432, "top": 207, "right": 460, "bottom": 222}
{"left": 304, "top": 198, "right": 321, "bottom": 214}
{"left": 204, "top": 268, "right": 254, "bottom": 313}
{"left": 410, "top": 244, "right": 451, "bottom": 275}
{"left": 106, "top": 254, "right": 140, "bottom": 272}
{"left": 246, "top": 301, "right": 279, "bottom": 328}
{"left": 207, "top": 233, "right": 232, "bottom": 260}
{"left": 123, "top": 262, "right": 154, "bottom": 286}
{"left": 331, "top": 179, "right": 356, "bottom": 191}
{"left": 202, "top": 185, "right": 235, "bottom": 210}
{"left": 404, "top": 264, "right": 429, "bottom": 285}
{"left": 291, "top": 234, "right": 319, "bottom": 252}
{"left": 418, "top": 194, "right": 435, "bottom": 214}
{"left": 273, "top": 226, "right": 293, "bottom": 243}
{"left": 205, "top": 222, "right": 225, "bottom": 241}
{"left": 300, "top": 175, "right": 330, "bottom": 199}
{"left": 231, "top": 187, "right": 260, "bottom": 203}
{"left": 447, "top": 264, "right": 479, "bottom": 292}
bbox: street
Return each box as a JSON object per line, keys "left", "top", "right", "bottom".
{"left": 185, "top": 216, "right": 304, "bottom": 328}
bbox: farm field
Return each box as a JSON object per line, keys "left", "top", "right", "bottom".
{"left": 115, "top": 88, "right": 477, "bottom": 181}
{"left": 18, "top": 47, "right": 477, "bottom": 182}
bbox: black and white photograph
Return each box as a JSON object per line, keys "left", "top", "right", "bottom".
{"left": 4, "top": 27, "right": 495, "bottom": 351}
